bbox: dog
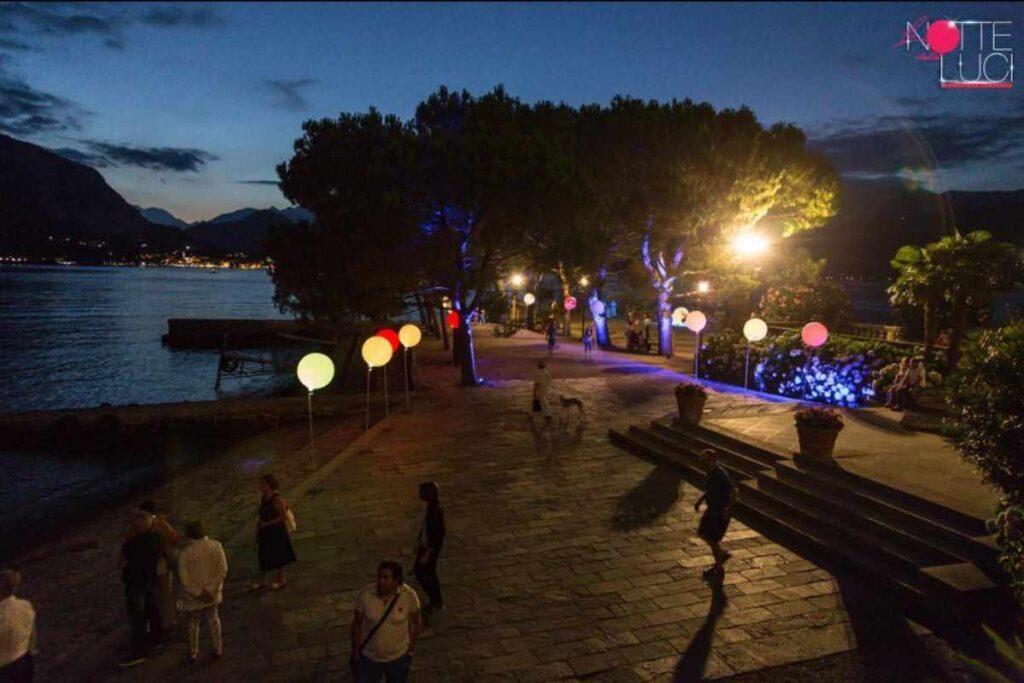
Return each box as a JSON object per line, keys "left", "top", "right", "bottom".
{"left": 557, "top": 395, "right": 586, "bottom": 426}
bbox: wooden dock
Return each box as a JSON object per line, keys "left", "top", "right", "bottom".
{"left": 162, "top": 318, "right": 337, "bottom": 348}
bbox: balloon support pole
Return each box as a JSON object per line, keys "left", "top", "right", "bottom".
{"left": 404, "top": 348, "right": 411, "bottom": 412}
{"left": 744, "top": 343, "right": 750, "bottom": 390}
{"left": 365, "top": 367, "right": 372, "bottom": 432}
{"left": 307, "top": 389, "right": 315, "bottom": 467}
{"left": 383, "top": 365, "right": 389, "bottom": 417}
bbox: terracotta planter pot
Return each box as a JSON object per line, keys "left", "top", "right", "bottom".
{"left": 675, "top": 394, "right": 707, "bottom": 426}
{"left": 796, "top": 425, "right": 842, "bottom": 459}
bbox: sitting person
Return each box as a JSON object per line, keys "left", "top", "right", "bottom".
{"left": 885, "top": 357, "right": 910, "bottom": 408}
{"left": 892, "top": 357, "right": 927, "bottom": 410}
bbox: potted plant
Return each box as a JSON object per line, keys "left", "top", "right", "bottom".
{"left": 794, "top": 406, "right": 844, "bottom": 458}
{"left": 674, "top": 382, "right": 708, "bottom": 426}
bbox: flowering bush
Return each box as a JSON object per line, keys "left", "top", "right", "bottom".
{"left": 990, "top": 502, "right": 1024, "bottom": 605}
{"left": 760, "top": 282, "right": 851, "bottom": 328}
{"left": 697, "top": 329, "right": 759, "bottom": 386}
{"left": 674, "top": 382, "right": 708, "bottom": 398}
{"left": 794, "top": 406, "right": 844, "bottom": 429}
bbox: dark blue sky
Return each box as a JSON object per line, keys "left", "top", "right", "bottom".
{"left": 1, "top": 2, "right": 1021, "bottom": 221}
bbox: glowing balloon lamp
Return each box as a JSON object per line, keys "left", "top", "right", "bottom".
{"left": 685, "top": 310, "right": 707, "bottom": 334}
{"left": 523, "top": 293, "right": 536, "bottom": 306}
{"left": 398, "top": 324, "right": 422, "bottom": 349}
{"left": 361, "top": 336, "right": 393, "bottom": 368}
{"left": 743, "top": 318, "right": 768, "bottom": 342}
{"left": 376, "top": 328, "right": 400, "bottom": 353}
{"left": 446, "top": 311, "right": 460, "bottom": 329}
{"left": 671, "top": 307, "right": 689, "bottom": 327}
{"left": 296, "top": 352, "right": 335, "bottom": 391}
{"left": 564, "top": 296, "right": 577, "bottom": 311}
{"left": 802, "top": 322, "right": 829, "bottom": 348}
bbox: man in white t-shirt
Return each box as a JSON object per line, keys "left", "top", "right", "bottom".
{"left": 350, "top": 561, "right": 420, "bottom": 683}
{"left": 0, "top": 570, "right": 36, "bottom": 682}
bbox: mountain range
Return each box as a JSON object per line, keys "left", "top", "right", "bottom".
{"left": 1, "top": 132, "right": 1021, "bottom": 272}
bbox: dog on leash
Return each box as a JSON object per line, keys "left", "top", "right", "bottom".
{"left": 557, "top": 395, "right": 586, "bottom": 426}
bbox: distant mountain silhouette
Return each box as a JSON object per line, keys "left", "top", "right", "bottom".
{"left": 184, "top": 209, "right": 292, "bottom": 257}
{"left": 0, "top": 133, "right": 180, "bottom": 254}
{"left": 207, "top": 206, "right": 313, "bottom": 225}
{"left": 135, "top": 206, "right": 189, "bottom": 229}
{"left": 790, "top": 177, "right": 1024, "bottom": 277}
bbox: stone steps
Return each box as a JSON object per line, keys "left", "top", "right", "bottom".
{"left": 608, "top": 420, "right": 1012, "bottom": 628}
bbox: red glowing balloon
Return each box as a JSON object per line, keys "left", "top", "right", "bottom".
{"left": 375, "top": 328, "right": 400, "bottom": 353}
{"left": 927, "top": 20, "right": 960, "bottom": 55}
{"left": 446, "top": 311, "right": 460, "bottom": 329}
{"left": 564, "top": 296, "right": 577, "bottom": 311}
{"left": 801, "top": 322, "right": 829, "bottom": 348}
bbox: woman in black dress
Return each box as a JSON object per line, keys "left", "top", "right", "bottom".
{"left": 253, "top": 474, "right": 296, "bottom": 590}
{"left": 413, "top": 481, "right": 446, "bottom": 612}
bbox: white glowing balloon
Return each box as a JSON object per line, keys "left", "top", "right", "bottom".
{"left": 523, "top": 293, "right": 536, "bottom": 306}
{"left": 399, "top": 324, "right": 422, "bottom": 349}
{"left": 743, "top": 318, "right": 768, "bottom": 342}
{"left": 297, "top": 352, "right": 335, "bottom": 391}
{"left": 685, "top": 310, "right": 707, "bottom": 333}
{"left": 361, "top": 336, "right": 393, "bottom": 367}
{"left": 671, "top": 307, "right": 689, "bottom": 327}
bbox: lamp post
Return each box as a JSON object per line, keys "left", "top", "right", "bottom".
{"left": 579, "top": 276, "right": 589, "bottom": 337}
{"left": 296, "top": 352, "right": 335, "bottom": 466}
{"left": 686, "top": 311, "right": 707, "bottom": 378}
{"left": 742, "top": 318, "right": 768, "bottom": 390}
{"left": 510, "top": 273, "right": 524, "bottom": 324}
{"left": 361, "top": 337, "right": 393, "bottom": 431}
{"left": 399, "top": 323, "right": 422, "bottom": 411}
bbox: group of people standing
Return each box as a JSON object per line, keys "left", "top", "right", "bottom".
{"left": 625, "top": 312, "right": 653, "bottom": 353}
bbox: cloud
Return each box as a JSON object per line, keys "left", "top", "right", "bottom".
{"left": 236, "top": 179, "right": 280, "bottom": 185}
{"left": 0, "top": 3, "right": 224, "bottom": 51}
{"left": 77, "top": 141, "right": 219, "bottom": 171}
{"left": 53, "top": 146, "right": 109, "bottom": 167}
{"left": 265, "top": 79, "right": 317, "bottom": 111}
{"left": 0, "top": 68, "right": 87, "bottom": 136}
{"left": 140, "top": 6, "right": 225, "bottom": 28}
{"left": 808, "top": 109, "right": 1024, "bottom": 177}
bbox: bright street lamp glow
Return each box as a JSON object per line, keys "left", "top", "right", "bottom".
{"left": 733, "top": 232, "right": 770, "bottom": 257}
{"left": 510, "top": 273, "right": 524, "bottom": 288}
{"left": 579, "top": 276, "right": 589, "bottom": 287}
{"left": 697, "top": 280, "right": 711, "bottom": 294}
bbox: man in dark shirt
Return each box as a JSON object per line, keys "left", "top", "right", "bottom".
{"left": 119, "top": 510, "right": 161, "bottom": 668}
{"left": 694, "top": 449, "right": 736, "bottom": 581}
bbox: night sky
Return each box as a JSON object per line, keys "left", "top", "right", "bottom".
{"left": 2, "top": 2, "right": 1021, "bottom": 222}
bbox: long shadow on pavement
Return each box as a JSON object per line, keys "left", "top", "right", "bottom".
{"left": 610, "top": 463, "right": 684, "bottom": 531}
{"left": 673, "top": 579, "right": 728, "bottom": 682}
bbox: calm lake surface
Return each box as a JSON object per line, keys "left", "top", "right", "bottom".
{"left": 0, "top": 265, "right": 288, "bottom": 412}
{"left": 0, "top": 266, "right": 289, "bottom": 558}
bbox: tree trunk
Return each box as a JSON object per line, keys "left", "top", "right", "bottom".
{"left": 588, "top": 288, "right": 611, "bottom": 349}
{"left": 657, "top": 285, "right": 673, "bottom": 358}
{"left": 439, "top": 305, "right": 450, "bottom": 350}
{"left": 922, "top": 300, "right": 934, "bottom": 364}
{"left": 947, "top": 296, "right": 969, "bottom": 373}
{"left": 427, "top": 298, "right": 441, "bottom": 340}
{"left": 556, "top": 262, "right": 572, "bottom": 337}
{"left": 453, "top": 284, "right": 479, "bottom": 386}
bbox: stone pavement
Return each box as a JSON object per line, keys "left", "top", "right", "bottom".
{"left": 108, "top": 333, "right": 867, "bottom": 682}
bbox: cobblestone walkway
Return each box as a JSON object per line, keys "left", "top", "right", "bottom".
{"left": 110, "top": 363, "right": 860, "bottom": 682}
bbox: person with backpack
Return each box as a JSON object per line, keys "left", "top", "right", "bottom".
{"left": 350, "top": 561, "right": 421, "bottom": 683}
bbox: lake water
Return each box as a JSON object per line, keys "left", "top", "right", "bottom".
{"left": 0, "top": 266, "right": 289, "bottom": 558}
{"left": 0, "top": 265, "right": 289, "bottom": 412}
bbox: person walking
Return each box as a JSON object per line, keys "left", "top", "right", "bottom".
{"left": 0, "top": 570, "right": 35, "bottom": 682}
{"left": 413, "top": 482, "right": 446, "bottom": 614}
{"left": 545, "top": 319, "right": 557, "bottom": 358}
{"left": 582, "top": 323, "right": 595, "bottom": 361}
{"left": 139, "top": 501, "right": 179, "bottom": 631}
{"left": 119, "top": 510, "right": 161, "bottom": 668}
{"left": 178, "top": 521, "right": 227, "bottom": 665}
{"left": 694, "top": 449, "right": 736, "bottom": 583}
{"left": 533, "top": 361, "right": 553, "bottom": 422}
{"left": 253, "top": 474, "right": 296, "bottom": 591}
{"left": 350, "top": 561, "right": 421, "bottom": 683}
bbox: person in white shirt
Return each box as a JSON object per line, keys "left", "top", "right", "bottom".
{"left": 533, "top": 361, "right": 553, "bottom": 421}
{"left": 0, "top": 570, "right": 35, "bottom": 682}
{"left": 177, "top": 521, "right": 227, "bottom": 665}
{"left": 350, "top": 561, "right": 420, "bottom": 683}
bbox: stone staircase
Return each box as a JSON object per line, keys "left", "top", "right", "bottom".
{"left": 609, "top": 418, "right": 1012, "bottom": 629}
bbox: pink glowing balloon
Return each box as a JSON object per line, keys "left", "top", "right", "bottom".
{"left": 564, "top": 296, "right": 577, "bottom": 311}
{"left": 375, "top": 328, "right": 400, "bottom": 353}
{"left": 927, "top": 20, "right": 960, "bottom": 55}
{"left": 801, "top": 322, "right": 829, "bottom": 347}
{"left": 685, "top": 310, "right": 707, "bottom": 334}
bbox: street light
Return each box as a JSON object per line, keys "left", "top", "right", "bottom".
{"left": 733, "top": 232, "right": 770, "bottom": 258}
{"left": 510, "top": 274, "right": 524, "bottom": 324}
{"left": 697, "top": 280, "right": 711, "bottom": 294}
{"left": 579, "top": 276, "right": 589, "bottom": 287}
{"left": 511, "top": 273, "right": 524, "bottom": 288}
